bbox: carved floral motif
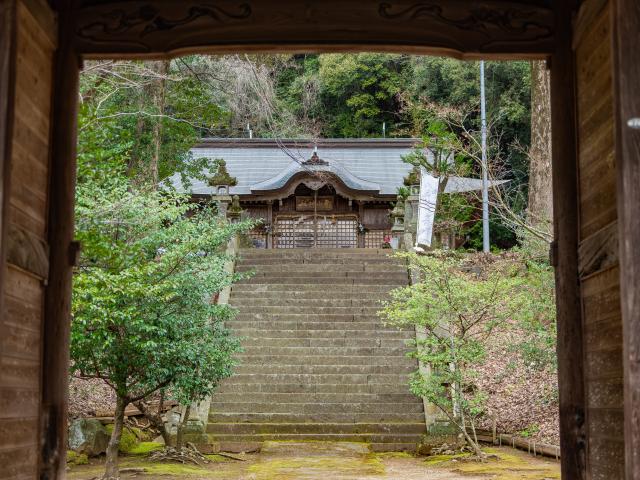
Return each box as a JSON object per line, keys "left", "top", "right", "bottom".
{"left": 378, "top": 2, "right": 553, "bottom": 40}
{"left": 78, "top": 3, "right": 252, "bottom": 41}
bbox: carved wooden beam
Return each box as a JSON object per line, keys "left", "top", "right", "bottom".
{"left": 578, "top": 220, "right": 619, "bottom": 279}
{"left": 6, "top": 223, "right": 50, "bottom": 280}
{"left": 73, "top": 0, "right": 554, "bottom": 59}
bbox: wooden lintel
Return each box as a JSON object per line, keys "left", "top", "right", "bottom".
{"left": 73, "top": 0, "right": 555, "bottom": 59}
{"left": 578, "top": 220, "right": 618, "bottom": 279}
{"left": 6, "top": 222, "right": 50, "bottom": 280}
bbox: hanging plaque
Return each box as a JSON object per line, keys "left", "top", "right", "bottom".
{"left": 296, "top": 196, "right": 334, "bottom": 212}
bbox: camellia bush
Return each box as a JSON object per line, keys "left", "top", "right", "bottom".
{"left": 71, "top": 179, "right": 252, "bottom": 479}
{"left": 379, "top": 250, "right": 555, "bottom": 457}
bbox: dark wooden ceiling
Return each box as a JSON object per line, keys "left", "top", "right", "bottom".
{"left": 68, "top": 0, "right": 555, "bottom": 59}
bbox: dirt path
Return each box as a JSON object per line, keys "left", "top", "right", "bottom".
{"left": 68, "top": 442, "right": 560, "bottom": 480}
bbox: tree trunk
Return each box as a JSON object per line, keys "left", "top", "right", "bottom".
{"left": 127, "top": 97, "right": 146, "bottom": 180}
{"left": 148, "top": 60, "right": 170, "bottom": 187}
{"left": 133, "top": 399, "right": 171, "bottom": 445}
{"left": 103, "top": 396, "right": 127, "bottom": 479}
{"left": 175, "top": 404, "right": 191, "bottom": 452}
{"left": 527, "top": 60, "right": 553, "bottom": 234}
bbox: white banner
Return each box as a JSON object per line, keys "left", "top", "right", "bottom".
{"left": 416, "top": 167, "right": 439, "bottom": 247}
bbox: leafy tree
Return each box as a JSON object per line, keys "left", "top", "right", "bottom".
{"left": 380, "top": 251, "right": 522, "bottom": 457}
{"left": 71, "top": 179, "right": 250, "bottom": 478}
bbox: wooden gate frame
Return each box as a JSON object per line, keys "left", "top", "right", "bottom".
{"left": 2, "top": 0, "right": 633, "bottom": 478}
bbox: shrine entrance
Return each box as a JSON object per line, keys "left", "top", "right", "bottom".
{"left": 274, "top": 214, "right": 359, "bottom": 249}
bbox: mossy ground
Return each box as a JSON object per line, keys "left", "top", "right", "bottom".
{"left": 247, "top": 453, "right": 385, "bottom": 480}
{"left": 66, "top": 451, "right": 89, "bottom": 466}
{"left": 104, "top": 424, "right": 147, "bottom": 453}
{"left": 425, "top": 447, "right": 561, "bottom": 480}
{"left": 127, "top": 442, "right": 164, "bottom": 455}
{"left": 67, "top": 443, "right": 559, "bottom": 480}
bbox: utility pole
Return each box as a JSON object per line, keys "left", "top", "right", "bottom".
{"left": 480, "top": 61, "right": 490, "bottom": 253}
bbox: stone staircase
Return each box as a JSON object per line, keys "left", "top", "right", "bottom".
{"left": 207, "top": 248, "right": 426, "bottom": 452}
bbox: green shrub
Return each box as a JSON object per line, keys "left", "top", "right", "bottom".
{"left": 67, "top": 451, "right": 89, "bottom": 465}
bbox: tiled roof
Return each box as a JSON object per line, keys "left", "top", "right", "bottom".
{"left": 168, "top": 138, "right": 504, "bottom": 196}
{"left": 169, "top": 138, "right": 420, "bottom": 196}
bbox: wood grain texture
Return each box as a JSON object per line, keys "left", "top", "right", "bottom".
{"left": 40, "top": 1, "right": 77, "bottom": 477}
{"left": 575, "top": 5, "right": 617, "bottom": 240}
{"left": 611, "top": 0, "right": 640, "bottom": 477}
{"left": 73, "top": 0, "right": 555, "bottom": 59}
{"left": 550, "top": 1, "right": 586, "bottom": 478}
{"left": 0, "top": 3, "right": 53, "bottom": 480}
{"left": 6, "top": 223, "right": 49, "bottom": 280}
{"left": 574, "top": 3, "right": 625, "bottom": 478}
{"left": 0, "top": 1, "right": 17, "bottom": 363}
{"left": 578, "top": 220, "right": 618, "bottom": 279}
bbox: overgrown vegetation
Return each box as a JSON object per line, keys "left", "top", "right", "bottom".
{"left": 72, "top": 52, "right": 550, "bottom": 475}
{"left": 380, "top": 247, "right": 556, "bottom": 456}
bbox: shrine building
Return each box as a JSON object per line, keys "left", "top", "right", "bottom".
{"left": 171, "top": 138, "right": 488, "bottom": 249}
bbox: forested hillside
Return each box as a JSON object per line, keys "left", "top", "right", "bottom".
{"left": 79, "top": 54, "right": 533, "bottom": 248}
{"left": 71, "top": 54, "right": 559, "bottom": 462}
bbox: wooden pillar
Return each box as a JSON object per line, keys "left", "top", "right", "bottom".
{"left": 550, "top": 1, "right": 586, "bottom": 478}
{"left": 39, "top": 2, "right": 80, "bottom": 478}
{"left": 267, "top": 200, "right": 273, "bottom": 249}
{"left": 0, "top": 1, "right": 16, "bottom": 358}
{"left": 612, "top": 0, "right": 640, "bottom": 477}
{"left": 358, "top": 201, "right": 365, "bottom": 248}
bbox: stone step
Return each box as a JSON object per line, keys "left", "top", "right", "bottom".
{"left": 215, "top": 383, "right": 414, "bottom": 395}
{"left": 226, "top": 320, "right": 405, "bottom": 330}
{"left": 231, "top": 298, "right": 386, "bottom": 308}
{"left": 240, "top": 276, "right": 408, "bottom": 285}
{"left": 208, "top": 412, "right": 425, "bottom": 424}
{"left": 223, "top": 373, "right": 411, "bottom": 385}
{"left": 239, "top": 247, "right": 393, "bottom": 256}
{"left": 231, "top": 329, "right": 410, "bottom": 339}
{"left": 238, "top": 338, "right": 409, "bottom": 349}
{"left": 207, "top": 422, "right": 425, "bottom": 435}
{"left": 216, "top": 440, "right": 419, "bottom": 453}
{"left": 210, "top": 392, "right": 418, "bottom": 405}
{"left": 236, "top": 264, "right": 406, "bottom": 273}
{"left": 235, "top": 306, "right": 385, "bottom": 315}
{"left": 238, "top": 248, "right": 394, "bottom": 257}
{"left": 241, "top": 271, "right": 407, "bottom": 279}
{"left": 236, "top": 257, "right": 400, "bottom": 265}
{"left": 236, "top": 346, "right": 409, "bottom": 357}
{"left": 210, "top": 433, "right": 425, "bottom": 445}
{"left": 229, "top": 291, "right": 393, "bottom": 301}
{"left": 231, "top": 284, "right": 396, "bottom": 293}
{"left": 232, "top": 364, "right": 415, "bottom": 375}
{"left": 209, "top": 402, "right": 423, "bottom": 415}
{"left": 234, "top": 355, "right": 416, "bottom": 367}
{"left": 213, "top": 249, "right": 421, "bottom": 448}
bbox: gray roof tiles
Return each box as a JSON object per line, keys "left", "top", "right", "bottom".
{"left": 169, "top": 138, "right": 503, "bottom": 197}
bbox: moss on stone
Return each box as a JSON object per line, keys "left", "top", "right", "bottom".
{"left": 104, "top": 424, "right": 140, "bottom": 453}
{"left": 66, "top": 451, "right": 89, "bottom": 465}
{"left": 126, "top": 441, "right": 164, "bottom": 456}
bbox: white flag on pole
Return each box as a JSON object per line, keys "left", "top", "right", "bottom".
{"left": 416, "top": 167, "right": 439, "bottom": 247}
